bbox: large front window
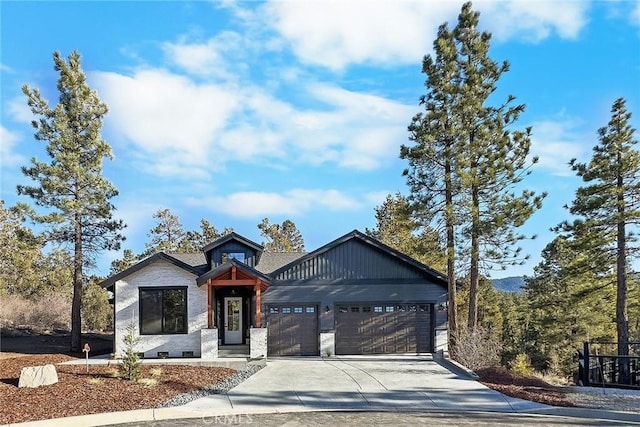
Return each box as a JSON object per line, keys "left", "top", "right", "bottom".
{"left": 140, "top": 287, "right": 187, "bottom": 334}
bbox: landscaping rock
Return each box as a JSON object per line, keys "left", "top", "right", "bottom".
{"left": 18, "top": 364, "right": 58, "bottom": 388}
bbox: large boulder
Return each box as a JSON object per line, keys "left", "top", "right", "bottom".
{"left": 18, "top": 364, "right": 59, "bottom": 388}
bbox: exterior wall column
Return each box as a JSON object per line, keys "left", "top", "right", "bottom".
{"left": 255, "top": 281, "right": 262, "bottom": 328}
{"left": 207, "top": 283, "right": 212, "bottom": 328}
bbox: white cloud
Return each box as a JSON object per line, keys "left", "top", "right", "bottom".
{"left": 187, "top": 189, "right": 361, "bottom": 218}
{"left": 633, "top": 2, "right": 640, "bottom": 26}
{"left": 163, "top": 31, "right": 244, "bottom": 79}
{"left": 7, "top": 96, "right": 33, "bottom": 123}
{"left": 262, "top": 0, "right": 589, "bottom": 70}
{"left": 264, "top": 1, "right": 457, "bottom": 71}
{"left": 530, "top": 119, "right": 589, "bottom": 176}
{"left": 0, "top": 126, "right": 25, "bottom": 167}
{"left": 90, "top": 67, "right": 413, "bottom": 177}
{"left": 478, "top": 0, "right": 589, "bottom": 42}
{"left": 0, "top": 63, "right": 13, "bottom": 73}
{"left": 91, "top": 69, "right": 241, "bottom": 178}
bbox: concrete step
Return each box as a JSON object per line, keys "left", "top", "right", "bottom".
{"left": 219, "top": 345, "right": 249, "bottom": 358}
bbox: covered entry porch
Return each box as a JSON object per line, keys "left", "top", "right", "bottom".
{"left": 196, "top": 260, "right": 270, "bottom": 359}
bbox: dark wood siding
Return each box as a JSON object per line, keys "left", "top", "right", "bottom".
{"left": 266, "top": 304, "right": 318, "bottom": 356}
{"left": 335, "top": 303, "right": 431, "bottom": 354}
{"left": 273, "top": 240, "right": 426, "bottom": 281}
{"left": 211, "top": 242, "right": 258, "bottom": 268}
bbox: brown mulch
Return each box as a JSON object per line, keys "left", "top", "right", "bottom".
{"left": 477, "top": 366, "right": 575, "bottom": 407}
{"left": 0, "top": 354, "right": 236, "bottom": 425}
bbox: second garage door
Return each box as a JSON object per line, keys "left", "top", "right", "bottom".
{"left": 267, "top": 304, "right": 319, "bottom": 356}
{"left": 336, "top": 303, "right": 432, "bottom": 354}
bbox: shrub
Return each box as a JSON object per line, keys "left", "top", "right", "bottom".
{"left": 119, "top": 323, "right": 142, "bottom": 381}
{"left": 510, "top": 353, "right": 534, "bottom": 376}
{"left": 137, "top": 378, "right": 158, "bottom": 387}
{"left": 452, "top": 327, "right": 502, "bottom": 371}
{"left": 82, "top": 282, "right": 113, "bottom": 331}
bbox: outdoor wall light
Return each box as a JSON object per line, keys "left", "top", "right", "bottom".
{"left": 325, "top": 305, "right": 330, "bottom": 313}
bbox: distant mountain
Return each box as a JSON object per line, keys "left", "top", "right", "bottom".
{"left": 491, "top": 276, "right": 525, "bottom": 293}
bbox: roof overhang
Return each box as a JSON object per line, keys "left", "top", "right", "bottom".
{"left": 197, "top": 259, "right": 270, "bottom": 292}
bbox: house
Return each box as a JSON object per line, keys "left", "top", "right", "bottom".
{"left": 100, "top": 230, "right": 449, "bottom": 359}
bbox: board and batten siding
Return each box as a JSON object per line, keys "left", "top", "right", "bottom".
{"left": 262, "top": 281, "right": 448, "bottom": 334}
{"left": 273, "top": 239, "right": 427, "bottom": 281}
{"left": 114, "top": 261, "right": 206, "bottom": 358}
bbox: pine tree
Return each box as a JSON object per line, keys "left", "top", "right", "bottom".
{"left": 17, "top": 51, "right": 125, "bottom": 352}
{"left": 144, "top": 208, "right": 185, "bottom": 255}
{"left": 258, "top": 218, "right": 305, "bottom": 252}
{"left": 452, "top": 3, "right": 544, "bottom": 331}
{"left": 524, "top": 237, "right": 616, "bottom": 375}
{"left": 401, "top": 18, "right": 461, "bottom": 352}
{"left": 0, "top": 201, "right": 42, "bottom": 296}
{"left": 558, "top": 98, "right": 640, "bottom": 379}
{"left": 366, "top": 193, "right": 446, "bottom": 271}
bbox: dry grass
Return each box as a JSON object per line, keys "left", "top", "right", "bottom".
{"left": 0, "top": 293, "right": 71, "bottom": 332}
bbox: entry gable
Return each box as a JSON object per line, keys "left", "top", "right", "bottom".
{"left": 271, "top": 230, "right": 447, "bottom": 283}
{"left": 202, "top": 232, "right": 264, "bottom": 269}
{"left": 197, "top": 258, "right": 270, "bottom": 291}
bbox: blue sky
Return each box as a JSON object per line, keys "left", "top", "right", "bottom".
{"left": 1, "top": 1, "right": 639, "bottom": 279}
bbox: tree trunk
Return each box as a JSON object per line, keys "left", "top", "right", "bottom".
{"left": 468, "top": 159, "right": 480, "bottom": 331}
{"left": 616, "top": 150, "right": 630, "bottom": 383}
{"left": 71, "top": 212, "right": 83, "bottom": 352}
{"left": 445, "top": 153, "right": 458, "bottom": 355}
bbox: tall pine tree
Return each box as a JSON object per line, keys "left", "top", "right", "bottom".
{"left": 18, "top": 51, "right": 125, "bottom": 351}
{"left": 401, "top": 19, "right": 461, "bottom": 351}
{"left": 558, "top": 98, "right": 640, "bottom": 377}
{"left": 453, "top": 3, "right": 544, "bottom": 330}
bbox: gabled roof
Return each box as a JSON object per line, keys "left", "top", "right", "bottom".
{"left": 196, "top": 258, "right": 272, "bottom": 286}
{"left": 270, "top": 229, "right": 448, "bottom": 284}
{"left": 100, "top": 252, "right": 203, "bottom": 290}
{"left": 254, "top": 252, "right": 306, "bottom": 274}
{"left": 201, "top": 232, "right": 263, "bottom": 253}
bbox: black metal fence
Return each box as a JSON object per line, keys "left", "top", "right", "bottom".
{"left": 578, "top": 342, "right": 640, "bottom": 389}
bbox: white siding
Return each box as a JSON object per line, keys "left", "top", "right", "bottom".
{"left": 114, "top": 261, "right": 207, "bottom": 358}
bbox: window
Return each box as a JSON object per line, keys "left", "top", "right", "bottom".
{"left": 385, "top": 306, "right": 395, "bottom": 312}
{"left": 351, "top": 306, "right": 360, "bottom": 313}
{"left": 294, "top": 307, "right": 303, "bottom": 313}
{"left": 305, "top": 306, "right": 315, "bottom": 313}
{"left": 140, "top": 287, "right": 187, "bottom": 334}
{"left": 222, "top": 252, "right": 245, "bottom": 263}
{"left": 269, "top": 307, "right": 279, "bottom": 314}
{"left": 282, "top": 307, "right": 291, "bottom": 314}
{"left": 374, "top": 306, "right": 383, "bottom": 313}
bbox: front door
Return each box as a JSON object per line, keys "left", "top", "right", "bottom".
{"left": 224, "top": 297, "right": 243, "bottom": 344}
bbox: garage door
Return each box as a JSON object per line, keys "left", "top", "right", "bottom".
{"left": 336, "top": 303, "right": 431, "bottom": 354}
{"left": 267, "top": 304, "right": 319, "bottom": 356}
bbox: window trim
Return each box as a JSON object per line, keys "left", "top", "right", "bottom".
{"left": 139, "top": 286, "right": 188, "bottom": 335}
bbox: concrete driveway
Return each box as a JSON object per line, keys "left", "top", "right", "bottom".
{"left": 182, "top": 355, "right": 546, "bottom": 414}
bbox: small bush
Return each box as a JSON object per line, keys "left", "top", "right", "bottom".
{"left": 452, "top": 327, "right": 502, "bottom": 371}
{"left": 87, "top": 377, "right": 103, "bottom": 386}
{"left": 510, "top": 353, "right": 534, "bottom": 376}
{"left": 150, "top": 368, "right": 162, "bottom": 378}
{"left": 119, "top": 323, "right": 142, "bottom": 381}
{"left": 137, "top": 378, "right": 157, "bottom": 387}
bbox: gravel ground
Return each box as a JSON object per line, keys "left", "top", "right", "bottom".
{"left": 566, "top": 386, "right": 640, "bottom": 413}
{"left": 161, "top": 363, "right": 264, "bottom": 407}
